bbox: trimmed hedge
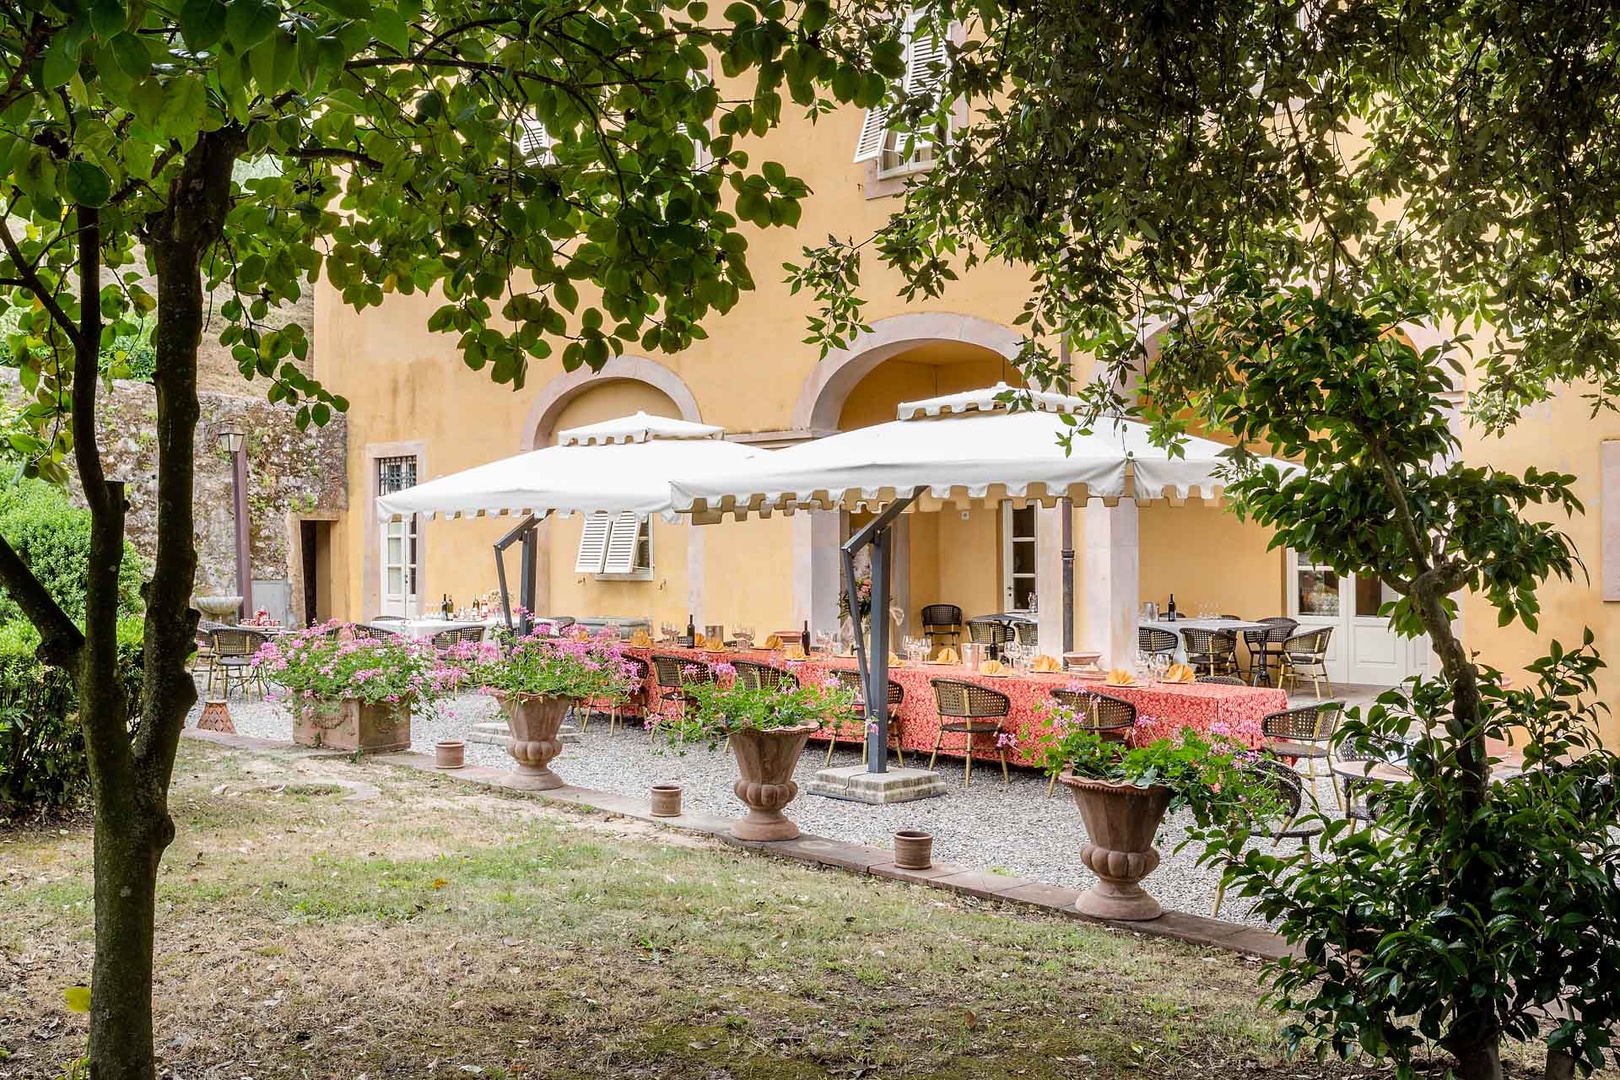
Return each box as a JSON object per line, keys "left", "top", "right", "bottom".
{"left": 0, "top": 479, "right": 146, "bottom": 626}
{"left": 0, "top": 619, "right": 144, "bottom": 817}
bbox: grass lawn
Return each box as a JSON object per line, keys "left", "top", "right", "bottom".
{"left": 0, "top": 740, "right": 1471, "bottom": 1078}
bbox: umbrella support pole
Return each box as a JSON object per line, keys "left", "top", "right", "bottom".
{"left": 842, "top": 489, "right": 921, "bottom": 775}
{"left": 494, "top": 515, "right": 539, "bottom": 636}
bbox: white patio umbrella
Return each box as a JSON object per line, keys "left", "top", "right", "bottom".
{"left": 670, "top": 383, "right": 1279, "bottom": 519}
{"left": 377, "top": 411, "right": 762, "bottom": 522}
{"left": 667, "top": 384, "right": 1292, "bottom": 780}
{"left": 374, "top": 411, "right": 765, "bottom": 631}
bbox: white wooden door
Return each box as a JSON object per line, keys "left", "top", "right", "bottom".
{"left": 377, "top": 456, "right": 419, "bottom": 617}
{"left": 1001, "top": 505, "right": 1038, "bottom": 612}
{"left": 1288, "top": 551, "right": 1428, "bottom": 686}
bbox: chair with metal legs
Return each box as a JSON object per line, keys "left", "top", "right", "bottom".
{"left": 1279, "top": 627, "right": 1334, "bottom": 699}
{"left": 930, "top": 678, "right": 1012, "bottom": 786}
{"left": 1044, "top": 688, "right": 1135, "bottom": 796}
{"left": 1212, "top": 758, "right": 1323, "bottom": 917}
{"left": 827, "top": 668, "right": 905, "bottom": 766}
{"left": 1261, "top": 701, "right": 1344, "bottom": 807}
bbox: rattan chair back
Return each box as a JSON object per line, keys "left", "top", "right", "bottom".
{"left": 831, "top": 667, "right": 904, "bottom": 709}
{"left": 967, "top": 619, "right": 1015, "bottom": 646}
{"left": 1181, "top": 626, "right": 1237, "bottom": 658}
{"left": 353, "top": 622, "right": 399, "bottom": 640}
{"left": 1049, "top": 687, "right": 1136, "bottom": 733}
{"left": 1244, "top": 616, "right": 1298, "bottom": 649}
{"left": 931, "top": 678, "right": 1011, "bottom": 720}
{"left": 1138, "top": 626, "right": 1178, "bottom": 655}
{"left": 1282, "top": 626, "right": 1333, "bottom": 660}
{"left": 211, "top": 627, "right": 268, "bottom": 659}
{"left": 432, "top": 626, "right": 485, "bottom": 649}
{"left": 1014, "top": 620, "right": 1039, "bottom": 646}
{"left": 1261, "top": 701, "right": 1342, "bottom": 743}
{"left": 652, "top": 654, "right": 710, "bottom": 689}
{"left": 921, "top": 604, "right": 963, "bottom": 631}
{"left": 1197, "top": 675, "right": 1247, "bottom": 686}
{"left": 733, "top": 659, "right": 799, "bottom": 692}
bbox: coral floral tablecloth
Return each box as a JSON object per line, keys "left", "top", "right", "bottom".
{"left": 626, "top": 646, "right": 1287, "bottom": 769}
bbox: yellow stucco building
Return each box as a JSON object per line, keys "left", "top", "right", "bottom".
{"left": 301, "top": 68, "right": 1620, "bottom": 745}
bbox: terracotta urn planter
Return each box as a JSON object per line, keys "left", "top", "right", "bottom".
{"left": 649, "top": 783, "right": 683, "bottom": 817}
{"left": 435, "top": 740, "right": 465, "bottom": 769}
{"left": 1059, "top": 772, "right": 1173, "bottom": 921}
{"left": 492, "top": 689, "right": 572, "bottom": 790}
{"left": 292, "top": 698, "right": 411, "bottom": 753}
{"left": 893, "top": 829, "right": 933, "bottom": 870}
{"left": 728, "top": 723, "right": 819, "bottom": 841}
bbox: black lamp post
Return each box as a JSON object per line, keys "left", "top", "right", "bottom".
{"left": 216, "top": 426, "right": 251, "bottom": 620}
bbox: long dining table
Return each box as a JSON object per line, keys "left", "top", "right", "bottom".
{"left": 626, "top": 645, "right": 1289, "bottom": 768}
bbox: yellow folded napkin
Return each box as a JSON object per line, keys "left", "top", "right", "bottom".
{"left": 1032, "top": 654, "right": 1062, "bottom": 673}
{"left": 783, "top": 645, "right": 807, "bottom": 660}
{"left": 980, "top": 660, "right": 1007, "bottom": 675}
{"left": 692, "top": 633, "right": 707, "bottom": 649}
{"left": 629, "top": 630, "right": 652, "bottom": 647}
{"left": 888, "top": 652, "right": 902, "bottom": 666}
{"left": 937, "top": 647, "right": 959, "bottom": 664}
{"left": 1105, "top": 667, "right": 1137, "bottom": 686}
{"left": 763, "top": 633, "right": 782, "bottom": 649}
{"left": 1165, "top": 662, "right": 1196, "bottom": 684}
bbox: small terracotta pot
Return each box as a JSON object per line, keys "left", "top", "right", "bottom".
{"left": 728, "top": 723, "right": 818, "bottom": 841}
{"left": 893, "top": 829, "right": 933, "bottom": 870}
{"left": 649, "top": 783, "right": 683, "bottom": 817}
{"left": 434, "top": 740, "right": 465, "bottom": 770}
{"left": 197, "top": 698, "right": 235, "bottom": 734}
{"left": 1060, "top": 772, "right": 1172, "bottom": 921}
{"left": 492, "top": 689, "right": 572, "bottom": 790}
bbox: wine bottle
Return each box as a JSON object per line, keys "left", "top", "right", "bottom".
{"left": 800, "top": 620, "right": 811, "bottom": 654}
{"left": 684, "top": 612, "right": 696, "bottom": 647}
{"left": 1167, "top": 593, "right": 1177, "bottom": 621}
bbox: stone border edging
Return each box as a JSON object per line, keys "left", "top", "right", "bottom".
{"left": 182, "top": 728, "right": 1294, "bottom": 961}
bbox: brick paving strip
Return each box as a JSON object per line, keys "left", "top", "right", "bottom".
{"left": 182, "top": 728, "right": 1294, "bottom": 961}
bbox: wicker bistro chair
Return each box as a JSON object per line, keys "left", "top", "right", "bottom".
{"left": 966, "top": 618, "right": 1016, "bottom": 658}
{"left": 578, "top": 653, "right": 652, "bottom": 736}
{"left": 827, "top": 668, "right": 906, "bottom": 766}
{"left": 1181, "top": 627, "right": 1239, "bottom": 678}
{"left": 1211, "top": 758, "right": 1325, "bottom": 917}
{"left": 1332, "top": 739, "right": 1390, "bottom": 832}
{"left": 1045, "top": 687, "right": 1137, "bottom": 796}
{"left": 431, "top": 625, "right": 486, "bottom": 650}
{"left": 1013, "top": 620, "right": 1039, "bottom": 648}
{"left": 1242, "top": 617, "right": 1298, "bottom": 686}
{"left": 1197, "top": 675, "right": 1248, "bottom": 686}
{"left": 650, "top": 654, "right": 713, "bottom": 720}
{"left": 920, "top": 604, "right": 965, "bottom": 651}
{"left": 1261, "top": 700, "right": 1344, "bottom": 807}
{"left": 929, "top": 678, "right": 1013, "bottom": 786}
{"left": 732, "top": 659, "right": 800, "bottom": 693}
{"left": 352, "top": 622, "right": 400, "bottom": 641}
{"left": 209, "top": 627, "right": 269, "bottom": 700}
{"left": 1138, "top": 626, "right": 1179, "bottom": 658}
{"left": 192, "top": 620, "right": 229, "bottom": 686}
{"left": 1280, "top": 627, "right": 1334, "bottom": 699}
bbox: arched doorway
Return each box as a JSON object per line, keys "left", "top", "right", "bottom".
{"left": 521, "top": 358, "right": 706, "bottom": 624}
{"left": 790, "top": 314, "right": 1030, "bottom": 638}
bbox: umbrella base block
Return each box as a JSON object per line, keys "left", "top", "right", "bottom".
{"left": 807, "top": 765, "right": 949, "bottom": 804}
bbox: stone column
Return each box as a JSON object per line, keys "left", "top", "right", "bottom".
{"left": 1036, "top": 504, "right": 1066, "bottom": 654}
{"left": 1083, "top": 500, "right": 1139, "bottom": 668}
{"left": 793, "top": 510, "right": 841, "bottom": 635}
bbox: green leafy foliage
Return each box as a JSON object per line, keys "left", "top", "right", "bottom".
{"left": 1195, "top": 637, "right": 1620, "bottom": 1078}
{"left": 0, "top": 617, "right": 144, "bottom": 817}
{"left": 657, "top": 663, "right": 851, "bottom": 750}
{"left": 0, "top": 481, "right": 145, "bottom": 627}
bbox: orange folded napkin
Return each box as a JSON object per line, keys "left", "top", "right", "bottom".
{"left": 692, "top": 633, "right": 707, "bottom": 649}
{"left": 1165, "top": 663, "right": 1196, "bottom": 683}
{"left": 937, "top": 647, "right": 959, "bottom": 664}
{"left": 763, "top": 633, "right": 782, "bottom": 649}
{"left": 1105, "top": 668, "right": 1137, "bottom": 686}
{"left": 980, "top": 660, "right": 1007, "bottom": 676}
{"left": 1032, "top": 654, "right": 1062, "bottom": 673}
{"left": 783, "top": 645, "right": 807, "bottom": 660}
{"left": 629, "top": 630, "right": 652, "bottom": 647}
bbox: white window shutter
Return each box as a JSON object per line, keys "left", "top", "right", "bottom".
{"left": 518, "top": 118, "right": 553, "bottom": 164}
{"left": 575, "top": 513, "right": 611, "bottom": 573}
{"left": 602, "top": 512, "right": 642, "bottom": 574}
{"left": 853, "top": 106, "right": 889, "bottom": 163}
{"left": 904, "top": 22, "right": 948, "bottom": 99}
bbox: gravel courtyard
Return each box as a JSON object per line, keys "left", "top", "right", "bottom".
{"left": 198, "top": 687, "right": 1340, "bottom": 928}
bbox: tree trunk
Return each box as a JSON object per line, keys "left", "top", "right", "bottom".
{"left": 1445, "top": 1029, "right": 1505, "bottom": 1080}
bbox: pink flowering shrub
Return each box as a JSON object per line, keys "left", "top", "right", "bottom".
{"left": 254, "top": 622, "right": 460, "bottom": 716}
{"left": 472, "top": 629, "right": 639, "bottom": 701}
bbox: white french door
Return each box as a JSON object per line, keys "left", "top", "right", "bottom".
{"left": 378, "top": 456, "right": 419, "bottom": 617}
{"left": 1288, "top": 551, "right": 1430, "bottom": 686}
{"left": 1001, "top": 504, "right": 1038, "bottom": 612}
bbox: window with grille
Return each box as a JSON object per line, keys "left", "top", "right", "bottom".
{"left": 378, "top": 455, "right": 419, "bottom": 614}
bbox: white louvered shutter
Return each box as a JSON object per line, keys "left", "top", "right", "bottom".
{"left": 853, "top": 105, "right": 889, "bottom": 163}
{"left": 575, "top": 513, "right": 612, "bottom": 573}
{"left": 518, "top": 118, "right": 553, "bottom": 164}
{"left": 602, "top": 512, "right": 642, "bottom": 574}
{"left": 904, "top": 18, "right": 948, "bottom": 101}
